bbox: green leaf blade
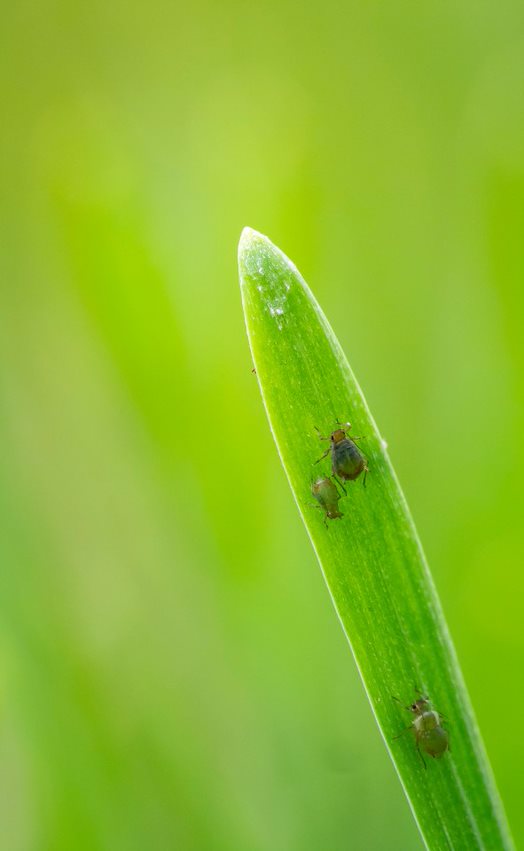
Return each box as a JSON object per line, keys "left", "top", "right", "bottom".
{"left": 239, "top": 227, "right": 514, "bottom": 851}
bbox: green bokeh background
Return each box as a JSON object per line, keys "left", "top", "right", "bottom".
{"left": 1, "top": 2, "right": 523, "bottom": 849}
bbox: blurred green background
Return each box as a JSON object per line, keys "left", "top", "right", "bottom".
{"left": 1, "top": 1, "right": 523, "bottom": 849}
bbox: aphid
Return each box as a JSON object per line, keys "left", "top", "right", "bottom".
{"left": 311, "top": 476, "right": 343, "bottom": 526}
{"left": 393, "top": 692, "right": 449, "bottom": 767}
{"left": 316, "top": 422, "right": 369, "bottom": 488}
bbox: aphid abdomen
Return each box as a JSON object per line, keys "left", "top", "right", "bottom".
{"left": 311, "top": 477, "right": 343, "bottom": 523}
{"left": 414, "top": 711, "right": 449, "bottom": 758}
{"left": 332, "top": 439, "right": 365, "bottom": 481}
{"left": 420, "top": 726, "right": 449, "bottom": 759}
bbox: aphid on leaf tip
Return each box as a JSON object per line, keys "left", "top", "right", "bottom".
{"left": 393, "top": 691, "right": 449, "bottom": 768}
{"left": 311, "top": 476, "right": 343, "bottom": 526}
{"left": 315, "top": 422, "right": 369, "bottom": 489}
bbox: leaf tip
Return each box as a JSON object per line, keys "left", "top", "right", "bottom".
{"left": 238, "top": 227, "right": 267, "bottom": 272}
{"left": 239, "top": 225, "right": 261, "bottom": 244}
{"left": 238, "top": 228, "right": 290, "bottom": 294}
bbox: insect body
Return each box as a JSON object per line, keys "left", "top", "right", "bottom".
{"left": 394, "top": 693, "right": 449, "bottom": 767}
{"left": 316, "top": 423, "right": 369, "bottom": 487}
{"left": 311, "top": 477, "right": 343, "bottom": 525}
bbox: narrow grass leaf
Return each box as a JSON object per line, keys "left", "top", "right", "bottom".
{"left": 238, "top": 227, "right": 514, "bottom": 851}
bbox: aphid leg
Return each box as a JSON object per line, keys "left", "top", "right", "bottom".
{"left": 362, "top": 465, "right": 369, "bottom": 488}
{"left": 393, "top": 725, "right": 412, "bottom": 739}
{"left": 309, "top": 502, "right": 330, "bottom": 529}
{"left": 333, "top": 475, "right": 347, "bottom": 495}
{"left": 332, "top": 478, "right": 345, "bottom": 498}
{"left": 314, "top": 426, "right": 330, "bottom": 441}
{"left": 311, "top": 505, "right": 329, "bottom": 529}
{"left": 416, "top": 744, "right": 427, "bottom": 770}
{"left": 315, "top": 447, "right": 331, "bottom": 464}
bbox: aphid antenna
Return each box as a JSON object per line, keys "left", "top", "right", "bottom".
{"left": 392, "top": 695, "right": 411, "bottom": 713}
{"left": 413, "top": 686, "right": 431, "bottom": 705}
{"left": 413, "top": 685, "right": 448, "bottom": 718}
{"left": 336, "top": 419, "right": 368, "bottom": 442}
{"left": 433, "top": 707, "right": 449, "bottom": 721}
{"left": 416, "top": 744, "right": 427, "bottom": 770}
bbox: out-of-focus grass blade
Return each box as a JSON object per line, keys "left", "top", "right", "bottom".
{"left": 238, "top": 228, "right": 514, "bottom": 851}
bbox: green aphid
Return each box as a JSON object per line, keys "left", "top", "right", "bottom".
{"left": 316, "top": 422, "right": 369, "bottom": 489}
{"left": 393, "top": 692, "right": 449, "bottom": 768}
{"left": 311, "top": 476, "right": 343, "bottom": 526}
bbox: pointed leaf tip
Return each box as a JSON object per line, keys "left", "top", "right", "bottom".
{"left": 238, "top": 227, "right": 267, "bottom": 262}
{"left": 238, "top": 229, "right": 297, "bottom": 296}
{"left": 239, "top": 226, "right": 258, "bottom": 243}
